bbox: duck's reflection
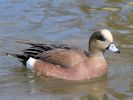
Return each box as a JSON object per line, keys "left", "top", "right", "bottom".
{"left": 33, "top": 76, "right": 108, "bottom": 100}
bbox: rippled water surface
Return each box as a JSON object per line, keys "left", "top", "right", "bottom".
{"left": 0, "top": 0, "right": 133, "bottom": 100}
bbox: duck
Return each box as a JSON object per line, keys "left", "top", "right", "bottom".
{"left": 7, "top": 29, "right": 120, "bottom": 80}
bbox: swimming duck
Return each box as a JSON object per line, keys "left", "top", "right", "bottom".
{"left": 7, "top": 29, "right": 120, "bottom": 80}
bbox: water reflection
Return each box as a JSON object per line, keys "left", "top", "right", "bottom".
{"left": 30, "top": 76, "right": 107, "bottom": 100}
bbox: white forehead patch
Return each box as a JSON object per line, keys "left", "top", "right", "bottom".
{"left": 100, "top": 29, "right": 113, "bottom": 42}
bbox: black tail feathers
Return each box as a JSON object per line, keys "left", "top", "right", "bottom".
{"left": 5, "top": 40, "right": 43, "bottom": 65}
{"left": 6, "top": 52, "right": 29, "bottom": 65}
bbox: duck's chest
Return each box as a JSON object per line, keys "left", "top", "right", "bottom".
{"left": 87, "top": 58, "right": 107, "bottom": 79}
{"left": 75, "top": 58, "right": 107, "bottom": 79}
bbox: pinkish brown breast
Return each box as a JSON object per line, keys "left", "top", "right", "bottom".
{"left": 32, "top": 57, "right": 107, "bottom": 80}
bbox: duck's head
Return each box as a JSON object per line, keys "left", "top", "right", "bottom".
{"left": 89, "top": 29, "right": 120, "bottom": 55}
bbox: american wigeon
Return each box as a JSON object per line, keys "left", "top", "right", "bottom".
{"left": 7, "top": 29, "right": 120, "bottom": 80}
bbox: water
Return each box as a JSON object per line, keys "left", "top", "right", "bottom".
{"left": 0, "top": 0, "right": 133, "bottom": 100}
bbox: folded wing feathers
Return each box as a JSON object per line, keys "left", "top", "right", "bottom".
{"left": 7, "top": 41, "right": 73, "bottom": 65}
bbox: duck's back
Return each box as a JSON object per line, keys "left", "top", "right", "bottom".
{"left": 8, "top": 41, "right": 88, "bottom": 68}
{"left": 36, "top": 48, "right": 87, "bottom": 68}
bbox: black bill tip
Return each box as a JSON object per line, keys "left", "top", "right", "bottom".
{"left": 114, "top": 50, "right": 120, "bottom": 54}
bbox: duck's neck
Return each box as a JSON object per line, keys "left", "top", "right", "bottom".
{"left": 88, "top": 49, "right": 105, "bottom": 59}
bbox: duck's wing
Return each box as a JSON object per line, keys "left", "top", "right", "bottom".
{"left": 35, "top": 48, "right": 87, "bottom": 68}
{"left": 7, "top": 40, "right": 88, "bottom": 66}
{"left": 15, "top": 40, "right": 72, "bottom": 55}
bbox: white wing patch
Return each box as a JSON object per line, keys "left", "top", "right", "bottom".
{"left": 26, "top": 57, "right": 36, "bottom": 72}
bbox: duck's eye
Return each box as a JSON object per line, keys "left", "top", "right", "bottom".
{"left": 92, "top": 31, "right": 106, "bottom": 41}
{"left": 97, "top": 36, "right": 106, "bottom": 41}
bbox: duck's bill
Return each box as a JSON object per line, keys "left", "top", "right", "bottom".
{"left": 107, "top": 43, "right": 120, "bottom": 54}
